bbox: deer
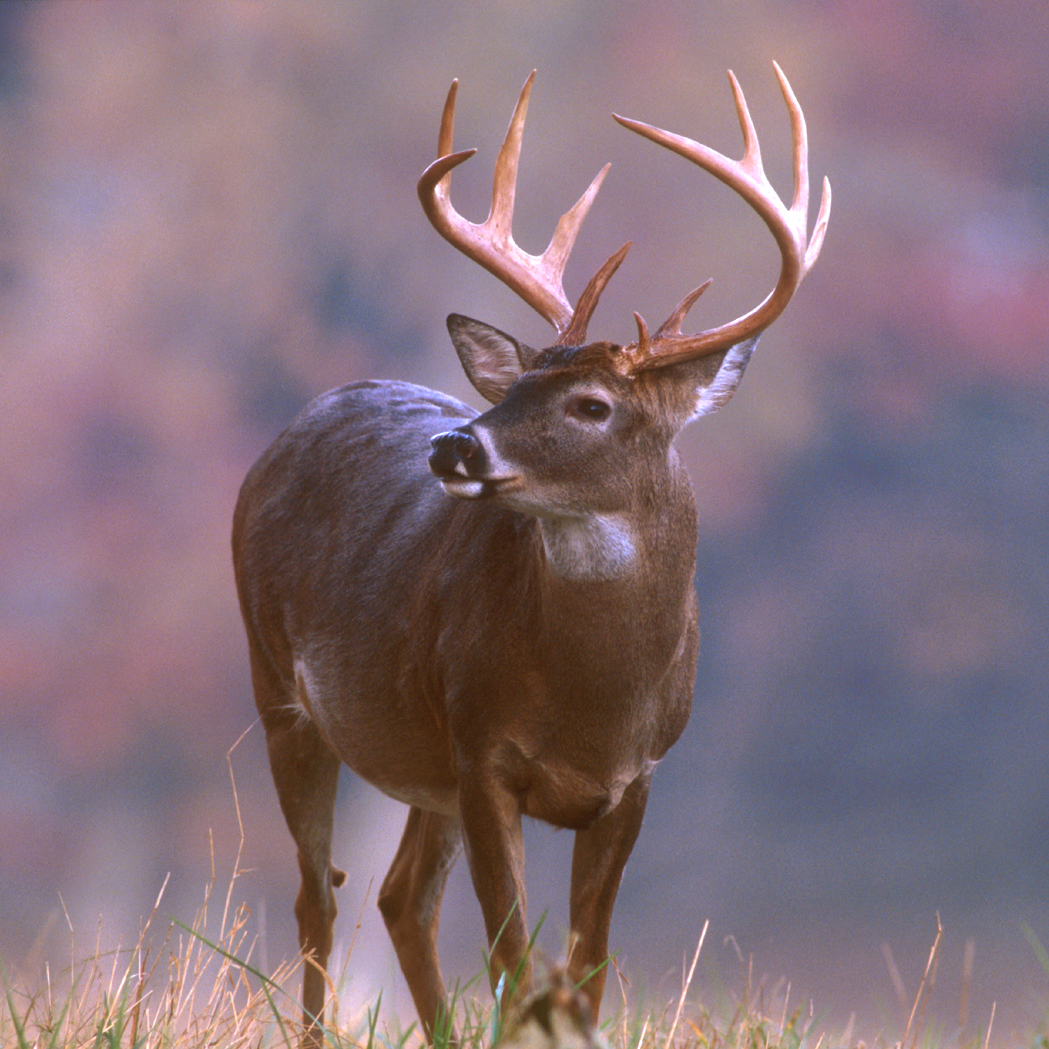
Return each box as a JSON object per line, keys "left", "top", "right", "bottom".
{"left": 232, "top": 63, "right": 830, "bottom": 1047}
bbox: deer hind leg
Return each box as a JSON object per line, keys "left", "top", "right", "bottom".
{"left": 377, "top": 806, "right": 462, "bottom": 1042}
{"left": 251, "top": 650, "right": 343, "bottom": 1048}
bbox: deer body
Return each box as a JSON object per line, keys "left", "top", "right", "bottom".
{"left": 234, "top": 66, "right": 829, "bottom": 1046}
{"left": 235, "top": 373, "right": 697, "bottom": 816}
{"left": 233, "top": 350, "right": 709, "bottom": 1019}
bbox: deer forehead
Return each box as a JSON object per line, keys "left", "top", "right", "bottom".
{"left": 508, "top": 356, "right": 659, "bottom": 419}
{"left": 531, "top": 340, "right": 623, "bottom": 370}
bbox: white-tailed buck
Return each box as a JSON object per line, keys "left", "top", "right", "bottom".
{"left": 233, "top": 64, "right": 829, "bottom": 1046}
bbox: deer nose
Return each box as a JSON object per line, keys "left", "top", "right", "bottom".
{"left": 429, "top": 429, "right": 484, "bottom": 477}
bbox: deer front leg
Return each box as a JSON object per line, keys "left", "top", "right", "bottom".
{"left": 457, "top": 771, "right": 531, "bottom": 1009}
{"left": 566, "top": 773, "right": 651, "bottom": 1021}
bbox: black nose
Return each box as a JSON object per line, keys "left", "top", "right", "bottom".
{"left": 429, "top": 429, "right": 483, "bottom": 477}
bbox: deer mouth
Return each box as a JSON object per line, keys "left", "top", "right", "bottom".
{"left": 436, "top": 473, "right": 522, "bottom": 500}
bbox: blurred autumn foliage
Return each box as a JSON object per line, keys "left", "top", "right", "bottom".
{"left": 1, "top": 0, "right": 1047, "bottom": 1039}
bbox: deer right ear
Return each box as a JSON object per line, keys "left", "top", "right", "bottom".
{"left": 689, "top": 335, "right": 760, "bottom": 418}
{"left": 658, "top": 335, "right": 760, "bottom": 422}
{"left": 446, "top": 314, "right": 536, "bottom": 404}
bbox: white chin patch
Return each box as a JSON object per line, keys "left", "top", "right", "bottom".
{"left": 439, "top": 478, "right": 485, "bottom": 499}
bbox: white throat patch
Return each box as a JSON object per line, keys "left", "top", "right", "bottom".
{"left": 539, "top": 514, "right": 637, "bottom": 580}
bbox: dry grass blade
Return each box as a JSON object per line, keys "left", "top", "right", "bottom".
{"left": 982, "top": 999, "right": 996, "bottom": 1049}
{"left": 664, "top": 921, "right": 708, "bottom": 1049}
{"left": 960, "top": 937, "right": 976, "bottom": 1029}
{"left": 775, "top": 982, "right": 791, "bottom": 1044}
{"left": 882, "top": 942, "right": 908, "bottom": 1012}
{"left": 902, "top": 913, "right": 943, "bottom": 1049}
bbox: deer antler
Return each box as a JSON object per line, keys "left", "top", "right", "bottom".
{"left": 615, "top": 62, "right": 831, "bottom": 372}
{"left": 418, "top": 72, "right": 629, "bottom": 346}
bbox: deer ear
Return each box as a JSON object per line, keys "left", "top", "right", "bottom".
{"left": 674, "top": 335, "right": 760, "bottom": 420}
{"left": 446, "top": 314, "right": 536, "bottom": 404}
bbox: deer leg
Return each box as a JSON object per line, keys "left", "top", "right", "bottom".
{"left": 252, "top": 654, "right": 343, "bottom": 1048}
{"left": 377, "top": 807, "right": 462, "bottom": 1042}
{"left": 457, "top": 776, "right": 530, "bottom": 1011}
{"left": 566, "top": 773, "right": 651, "bottom": 1021}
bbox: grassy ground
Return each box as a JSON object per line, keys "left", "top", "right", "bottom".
{"left": 4, "top": 763, "right": 1046, "bottom": 1049}
{"left": 4, "top": 870, "right": 1045, "bottom": 1049}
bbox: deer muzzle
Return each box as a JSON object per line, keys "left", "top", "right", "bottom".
{"left": 428, "top": 428, "right": 491, "bottom": 499}
{"left": 429, "top": 427, "right": 522, "bottom": 500}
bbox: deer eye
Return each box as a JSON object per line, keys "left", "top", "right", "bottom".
{"left": 570, "top": 396, "right": 612, "bottom": 422}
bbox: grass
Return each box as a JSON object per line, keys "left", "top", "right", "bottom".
{"left": 3, "top": 747, "right": 1046, "bottom": 1047}
{"left": 0, "top": 907, "right": 809, "bottom": 1049}
{"left": 4, "top": 875, "right": 1046, "bottom": 1049}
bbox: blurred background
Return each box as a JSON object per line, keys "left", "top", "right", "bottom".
{"left": 1, "top": 0, "right": 1047, "bottom": 1042}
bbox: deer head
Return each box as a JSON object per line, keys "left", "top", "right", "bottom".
{"left": 422, "top": 66, "right": 830, "bottom": 569}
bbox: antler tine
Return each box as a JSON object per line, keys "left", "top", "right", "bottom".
{"left": 728, "top": 70, "right": 763, "bottom": 180}
{"left": 612, "top": 64, "right": 831, "bottom": 372}
{"left": 654, "top": 279, "right": 714, "bottom": 339}
{"left": 559, "top": 240, "right": 631, "bottom": 347}
{"left": 632, "top": 312, "right": 652, "bottom": 356}
{"left": 437, "top": 79, "right": 458, "bottom": 160}
{"left": 418, "top": 73, "right": 619, "bottom": 340}
{"left": 807, "top": 178, "right": 832, "bottom": 270}
{"left": 545, "top": 164, "right": 612, "bottom": 302}
{"left": 767, "top": 63, "right": 834, "bottom": 265}
{"left": 488, "top": 71, "right": 533, "bottom": 243}
{"left": 770, "top": 61, "right": 832, "bottom": 273}
{"left": 772, "top": 62, "right": 807, "bottom": 216}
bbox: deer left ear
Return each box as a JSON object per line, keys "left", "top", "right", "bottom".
{"left": 446, "top": 314, "right": 537, "bottom": 404}
{"left": 676, "top": 335, "right": 760, "bottom": 420}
